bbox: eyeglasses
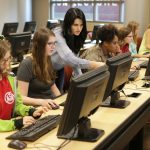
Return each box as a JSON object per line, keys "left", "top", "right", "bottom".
{"left": 0, "top": 56, "right": 12, "bottom": 64}
{"left": 47, "top": 41, "right": 57, "bottom": 46}
{"left": 126, "top": 35, "right": 133, "bottom": 38}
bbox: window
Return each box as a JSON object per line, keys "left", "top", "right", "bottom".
{"left": 50, "top": 0, "right": 125, "bottom": 22}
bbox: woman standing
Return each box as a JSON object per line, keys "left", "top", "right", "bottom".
{"left": 51, "top": 8, "right": 104, "bottom": 91}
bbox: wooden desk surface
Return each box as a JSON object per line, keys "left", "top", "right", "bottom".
{"left": 1, "top": 61, "right": 150, "bottom": 150}
{"left": 0, "top": 89, "right": 149, "bottom": 150}
{"left": 125, "top": 68, "right": 150, "bottom": 92}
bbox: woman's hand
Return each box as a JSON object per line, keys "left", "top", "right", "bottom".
{"left": 23, "top": 116, "right": 36, "bottom": 127}
{"left": 39, "top": 99, "right": 59, "bottom": 109}
{"left": 89, "top": 61, "right": 105, "bottom": 69}
{"left": 33, "top": 106, "right": 49, "bottom": 118}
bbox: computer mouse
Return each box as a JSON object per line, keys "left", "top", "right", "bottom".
{"left": 49, "top": 103, "right": 60, "bottom": 110}
{"left": 8, "top": 140, "right": 27, "bottom": 149}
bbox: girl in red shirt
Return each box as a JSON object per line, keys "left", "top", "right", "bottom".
{"left": 0, "top": 39, "right": 48, "bottom": 131}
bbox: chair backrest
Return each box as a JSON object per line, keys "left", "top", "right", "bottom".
{"left": 63, "top": 66, "right": 73, "bottom": 92}
{"left": 137, "top": 37, "right": 142, "bottom": 52}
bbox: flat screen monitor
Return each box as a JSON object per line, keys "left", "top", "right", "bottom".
{"left": 142, "top": 57, "right": 150, "bottom": 87}
{"left": 58, "top": 19, "right": 63, "bottom": 26}
{"left": 46, "top": 20, "right": 59, "bottom": 30}
{"left": 7, "top": 32, "right": 31, "bottom": 62}
{"left": 144, "top": 57, "right": 150, "bottom": 80}
{"left": 23, "top": 21, "right": 36, "bottom": 33}
{"left": 57, "top": 65, "right": 110, "bottom": 142}
{"left": 91, "top": 24, "right": 104, "bottom": 42}
{"left": 101, "top": 52, "right": 133, "bottom": 108}
{"left": 2, "top": 22, "right": 19, "bottom": 37}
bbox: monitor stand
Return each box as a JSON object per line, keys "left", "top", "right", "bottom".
{"left": 101, "top": 91, "right": 130, "bottom": 109}
{"left": 58, "top": 118, "right": 104, "bottom": 142}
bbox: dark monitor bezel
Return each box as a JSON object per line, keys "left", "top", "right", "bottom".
{"left": 46, "top": 20, "right": 59, "bottom": 29}
{"left": 144, "top": 57, "right": 150, "bottom": 80}
{"left": 7, "top": 32, "right": 31, "bottom": 62}
{"left": 2, "top": 22, "right": 19, "bottom": 37}
{"left": 102, "top": 52, "right": 133, "bottom": 108}
{"left": 57, "top": 65, "right": 110, "bottom": 142}
{"left": 23, "top": 21, "right": 36, "bottom": 33}
{"left": 91, "top": 24, "right": 104, "bottom": 41}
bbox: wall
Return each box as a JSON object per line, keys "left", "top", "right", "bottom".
{"left": 32, "top": 0, "right": 150, "bottom": 36}
{"left": 125, "top": 0, "right": 150, "bottom": 36}
{"left": 17, "top": 0, "right": 32, "bottom": 32}
{"left": 0, "top": 0, "right": 150, "bottom": 36}
{"left": 0, "top": 0, "right": 18, "bottom": 33}
{"left": 32, "top": 0, "right": 49, "bottom": 29}
{"left": 0, "top": 0, "right": 32, "bottom": 34}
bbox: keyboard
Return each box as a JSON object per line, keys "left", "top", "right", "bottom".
{"left": 128, "top": 70, "right": 139, "bottom": 81}
{"left": 139, "top": 60, "right": 148, "bottom": 68}
{"left": 6, "top": 115, "right": 61, "bottom": 141}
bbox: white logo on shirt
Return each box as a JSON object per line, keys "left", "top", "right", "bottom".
{"left": 4, "top": 92, "right": 15, "bottom": 104}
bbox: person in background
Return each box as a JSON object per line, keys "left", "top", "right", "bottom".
{"left": 138, "top": 24, "right": 150, "bottom": 55}
{"left": 127, "top": 21, "right": 150, "bottom": 60}
{"left": 17, "top": 28, "right": 60, "bottom": 109}
{"left": 51, "top": 8, "right": 104, "bottom": 92}
{"left": 80, "top": 24, "right": 121, "bottom": 64}
{"left": 0, "top": 40, "right": 47, "bottom": 132}
{"left": 118, "top": 26, "right": 133, "bottom": 53}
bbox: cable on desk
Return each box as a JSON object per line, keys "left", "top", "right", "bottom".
{"left": 56, "top": 125, "right": 78, "bottom": 150}
{"left": 120, "top": 89, "right": 127, "bottom": 98}
{"left": 26, "top": 143, "right": 60, "bottom": 150}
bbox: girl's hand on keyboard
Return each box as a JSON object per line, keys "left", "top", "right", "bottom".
{"left": 33, "top": 107, "right": 49, "bottom": 118}
{"left": 23, "top": 116, "right": 36, "bottom": 126}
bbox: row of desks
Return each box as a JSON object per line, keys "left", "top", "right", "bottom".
{"left": 1, "top": 61, "right": 150, "bottom": 150}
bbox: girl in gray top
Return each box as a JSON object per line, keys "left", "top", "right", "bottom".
{"left": 51, "top": 8, "right": 104, "bottom": 91}
{"left": 17, "top": 28, "right": 60, "bottom": 109}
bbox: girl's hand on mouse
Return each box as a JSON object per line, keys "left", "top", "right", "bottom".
{"left": 47, "top": 100, "right": 59, "bottom": 109}
{"left": 23, "top": 116, "right": 36, "bottom": 126}
{"left": 38, "top": 99, "right": 54, "bottom": 109}
{"left": 33, "top": 106, "right": 49, "bottom": 117}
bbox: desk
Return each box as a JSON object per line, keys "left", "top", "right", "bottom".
{"left": 1, "top": 67, "right": 150, "bottom": 150}
{"left": 0, "top": 90, "right": 149, "bottom": 150}
{"left": 125, "top": 68, "right": 150, "bottom": 92}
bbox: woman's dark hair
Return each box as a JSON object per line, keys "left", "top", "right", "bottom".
{"left": 32, "top": 28, "right": 56, "bottom": 84}
{"left": 62, "top": 8, "right": 87, "bottom": 54}
{"left": 97, "top": 24, "right": 119, "bottom": 44}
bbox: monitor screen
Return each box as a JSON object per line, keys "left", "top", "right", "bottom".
{"left": 101, "top": 52, "right": 133, "bottom": 108}
{"left": 144, "top": 57, "right": 150, "bottom": 80}
{"left": 7, "top": 32, "right": 31, "bottom": 62}
{"left": 23, "top": 21, "right": 36, "bottom": 33}
{"left": 57, "top": 65, "right": 110, "bottom": 142}
{"left": 46, "top": 20, "right": 59, "bottom": 30}
{"left": 2, "top": 22, "right": 19, "bottom": 37}
{"left": 91, "top": 24, "right": 104, "bottom": 42}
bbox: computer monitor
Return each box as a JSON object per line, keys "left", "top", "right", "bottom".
{"left": 91, "top": 24, "right": 104, "bottom": 42}
{"left": 58, "top": 19, "right": 63, "bottom": 26}
{"left": 46, "top": 20, "right": 59, "bottom": 30}
{"left": 101, "top": 52, "right": 133, "bottom": 108}
{"left": 144, "top": 57, "right": 150, "bottom": 80}
{"left": 2, "top": 22, "right": 19, "bottom": 37}
{"left": 57, "top": 65, "right": 110, "bottom": 142}
{"left": 142, "top": 58, "right": 150, "bottom": 88}
{"left": 23, "top": 21, "right": 36, "bottom": 33}
{"left": 7, "top": 32, "right": 31, "bottom": 62}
